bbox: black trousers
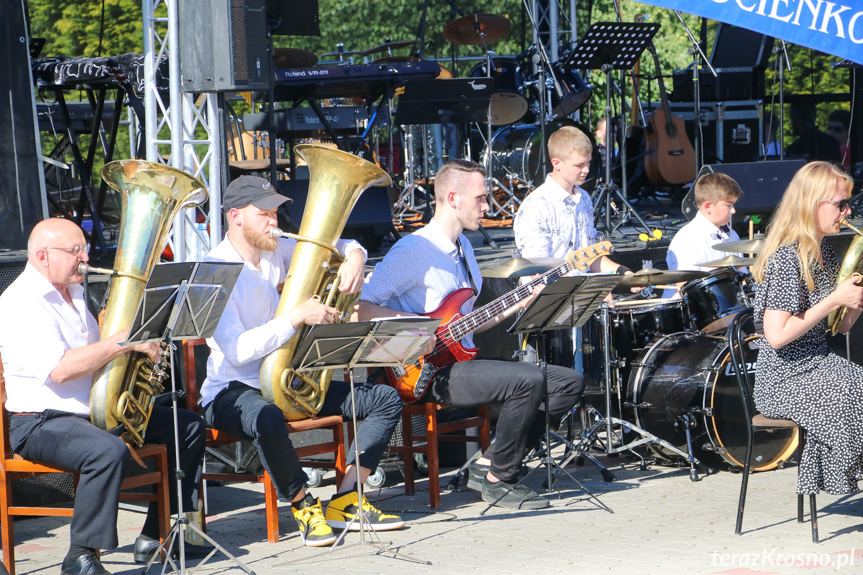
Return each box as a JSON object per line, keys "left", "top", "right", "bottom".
{"left": 427, "top": 359, "right": 583, "bottom": 483}
{"left": 9, "top": 406, "right": 205, "bottom": 550}
{"left": 202, "top": 380, "right": 401, "bottom": 502}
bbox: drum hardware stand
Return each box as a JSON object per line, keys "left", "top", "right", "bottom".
{"left": 477, "top": 275, "right": 622, "bottom": 516}
{"left": 564, "top": 22, "right": 658, "bottom": 237}
{"left": 130, "top": 262, "right": 252, "bottom": 574}
{"left": 277, "top": 317, "right": 439, "bottom": 567}
{"left": 672, "top": 11, "right": 716, "bottom": 174}
{"left": 565, "top": 303, "right": 711, "bottom": 482}
{"left": 392, "top": 129, "right": 429, "bottom": 222}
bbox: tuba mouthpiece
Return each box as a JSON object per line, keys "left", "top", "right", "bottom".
{"left": 270, "top": 228, "right": 290, "bottom": 239}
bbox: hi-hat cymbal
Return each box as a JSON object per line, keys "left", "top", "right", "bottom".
{"left": 362, "top": 40, "right": 418, "bottom": 56}
{"left": 616, "top": 268, "right": 708, "bottom": 288}
{"left": 696, "top": 255, "right": 757, "bottom": 268}
{"left": 373, "top": 56, "right": 419, "bottom": 64}
{"left": 713, "top": 236, "right": 766, "bottom": 254}
{"left": 483, "top": 257, "right": 561, "bottom": 279}
{"left": 273, "top": 48, "right": 318, "bottom": 69}
{"left": 443, "top": 14, "right": 511, "bottom": 45}
{"left": 320, "top": 49, "right": 362, "bottom": 58}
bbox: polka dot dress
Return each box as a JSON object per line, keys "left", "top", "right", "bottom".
{"left": 754, "top": 240, "right": 863, "bottom": 495}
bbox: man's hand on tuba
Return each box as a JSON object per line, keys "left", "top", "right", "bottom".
{"left": 337, "top": 248, "right": 366, "bottom": 294}
{"left": 289, "top": 297, "right": 341, "bottom": 328}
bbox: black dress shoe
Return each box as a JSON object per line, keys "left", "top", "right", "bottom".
{"left": 60, "top": 551, "right": 111, "bottom": 575}
{"left": 133, "top": 535, "right": 214, "bottom": 564}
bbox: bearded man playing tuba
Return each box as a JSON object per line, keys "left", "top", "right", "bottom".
{"left": 199, "top": 176, "right": 404, "bottom": 547}
{"left": 0, "top": 219, "right": 211, "bottom": 575}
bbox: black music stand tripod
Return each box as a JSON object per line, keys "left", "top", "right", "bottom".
{"left": 128, "top": 261, "right": 250, "bottom": 574}
{"left": 278, "top": 317, "right": 440, "bottom": 566}
{"left": 567, "top": 22, "right": 658, "bottom": 236}
{"left": 478, "top": 275, "right": 622, "bottom": 516}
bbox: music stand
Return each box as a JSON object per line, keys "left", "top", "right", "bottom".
{"left": 567, "top": 22, "right": 658, "bottom": 236}
{"left": 280, "top": 317, "right": 440, "bottom": 566}
{"left": 479, "top": 275, "right": 620, "bottom": 515}
{"left": 129, "top": 262, "right": 253, "bottom": 574}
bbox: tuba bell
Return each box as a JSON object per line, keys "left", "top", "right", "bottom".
{"left": 260, "top": 144, "right": 391, "bottom": 421}
{"left": 89, "top": 160, "right": 208, "bottom": 446}
{"left": 827, "top": 216, "right": 863, "bottom": 335}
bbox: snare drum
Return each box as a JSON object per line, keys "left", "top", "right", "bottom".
{"left": 469, "top": 58, "right": 529, "bottom": 125}
{"left": 681, "top": 268, "right": 747, "bottom": 334}
{"left": 548, "top": 63, "right": 592, "bottom": 118}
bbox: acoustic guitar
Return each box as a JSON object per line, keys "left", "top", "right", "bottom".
{"left": 643, "top": 44, "right": 696, "bottom": 186}
{"left": 385, "top": 242, "right": 613, "bottom": 402}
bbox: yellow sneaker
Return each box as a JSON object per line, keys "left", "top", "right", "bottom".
{"left": 292, "top": 496, "right": 337, "bottom": 546}
{"left": 325, "top": 491, "right": 405, "bottom": 531}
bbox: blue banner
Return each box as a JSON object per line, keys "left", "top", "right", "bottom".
{"left": 634, "top": 0, "right": 862, "bottom": 65}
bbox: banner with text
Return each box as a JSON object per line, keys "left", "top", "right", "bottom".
{"left": 634, "top": 0, "right": 862, "bottom": 65}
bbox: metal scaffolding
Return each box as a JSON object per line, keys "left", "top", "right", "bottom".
{"left": 530, "top": 0, "right": 578, "bottom": 63}
{"left": 141, "top": 0, "right": 223, "bottom": 261}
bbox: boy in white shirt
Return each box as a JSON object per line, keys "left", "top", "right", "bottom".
{"left": 664, "top": 172, "right": 743, "bottom": 297}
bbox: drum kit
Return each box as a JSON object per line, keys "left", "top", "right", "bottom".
{"left": 391, "top": 12, "right": 596, "bottom": 222}
{"left": 485, "top": 235, "right": 798, "bottom": 478}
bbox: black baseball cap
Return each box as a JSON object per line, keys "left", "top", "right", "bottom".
{"left": 221, "top": 175, "right": 291, "bottom": 212}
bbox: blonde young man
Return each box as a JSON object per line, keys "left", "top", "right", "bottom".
{"left": 513, "top": 126, "right": 631, "bottom": 275}
{"left": 199, "top": 176, "right": 403, "bottom": 547}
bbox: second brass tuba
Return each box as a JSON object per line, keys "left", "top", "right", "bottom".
{"left": 827, "top": 216, "right": 863, "bottom": 335}
{"left": 260, "top": 144, "right": 391, "bottom": 421}
{"left": 90, "top": 160, "right": 208, "bottom": 446}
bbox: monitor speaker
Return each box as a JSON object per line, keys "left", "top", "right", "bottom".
{"left": 681, "top": 160, "right": 805, "bottom": 222}
{"left": 179, "top": 0, "right": 270, "bottom": 92}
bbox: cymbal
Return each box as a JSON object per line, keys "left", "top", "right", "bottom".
{"left": 320, "top": 49, "right": 362, "bottom": 58}
{"left": 616, "top": 268, "right": 708, "bottom": 288}
{"left": 483, "top": 257, "right": 561, "bottom": 279}
{"left": 443, "top": 14, "right": 511, "bottom": 45}
{"left": 713, "top": 236, "right": 766, "bottom": 254}
{"left": 362, "top": 40, "right": 418, "bottom": 56}
{"left": 372, "top": 56, "right": 419, "bottom": 64}
{"left": 273, "top": 48, "right": 318, "bottom": 69}
{"left": 696, "top": 255, "right": 757, "bottom": 268}
{"left": 437, "top": 64, "right": 454, "bottom": 79}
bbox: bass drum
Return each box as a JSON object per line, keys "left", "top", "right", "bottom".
{"left": 627, "top": 331, "right": 799, "bottom": 471}
{"left": 481, "top": 119, "right": 601, "bottom": 191}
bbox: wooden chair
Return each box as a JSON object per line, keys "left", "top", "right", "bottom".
{"left": 728, "top": 309, "right": 817, "bottom": 543}
{"left": 390, "top": 401, "right": 491, "bottom": 509}
{"left": 181, "top": 339, "right": 346, "bottom": 543}
{"left": 1, "top": 359, "right": 171, "bottom": 575}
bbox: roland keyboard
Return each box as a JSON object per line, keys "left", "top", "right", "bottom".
{"left": 271, "top": 60, "right": 441, "bottom": 101}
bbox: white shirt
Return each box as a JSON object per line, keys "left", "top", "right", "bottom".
{"left": 0, "top": 264, "right": 100, "bottom": 414}
{"left": 662, "top": 211, "right": 740, "bottom": 298}
{"left": 360, "top": 219, "right": 482, "bottom": 349}
{"left": 513, "top": 174, "right": 597, "bottom": 264}
{"left": 200, "top": 235, "right": 366, "bottom": 407}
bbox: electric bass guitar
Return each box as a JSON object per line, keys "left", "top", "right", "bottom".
{"left": 385, "top": 241, "right": 613, "bottom": 402}
{"left": 643, "top": 43, "right": 696, "bottom": 186}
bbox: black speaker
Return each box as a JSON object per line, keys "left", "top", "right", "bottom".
{"left": 681, "top": 160, "right": 806, "bottom": 222}
{"left": 1, "top": 0, "right": 47, "bottom": 250}
{"left": 0, "top": 253, "right": 27, "bottom": 295}
{"left": 277, "top": 180, "right": 395, "bottom": 253}
{"left": 178, "top": 0, "right": 270, "bottom": 92}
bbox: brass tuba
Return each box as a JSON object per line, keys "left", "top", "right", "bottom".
{"left": 827, "top": 217, "right": 863, "bottom": 335}
{"left": 89, "top": 160, "right": 208, "bottom": 446}
{"left": 260, "top": 144, "right": 391, "bottom": 421}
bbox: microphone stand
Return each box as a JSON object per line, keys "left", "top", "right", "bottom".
{"left": 775, "top": 40, "right": 791, "bottom": 160}
{"left": 673, "top": 11, "right": 715, "bottom": 177}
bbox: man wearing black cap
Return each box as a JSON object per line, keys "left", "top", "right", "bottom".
{"left": 199, "top": 176, "right": 403, "bottom": 547}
